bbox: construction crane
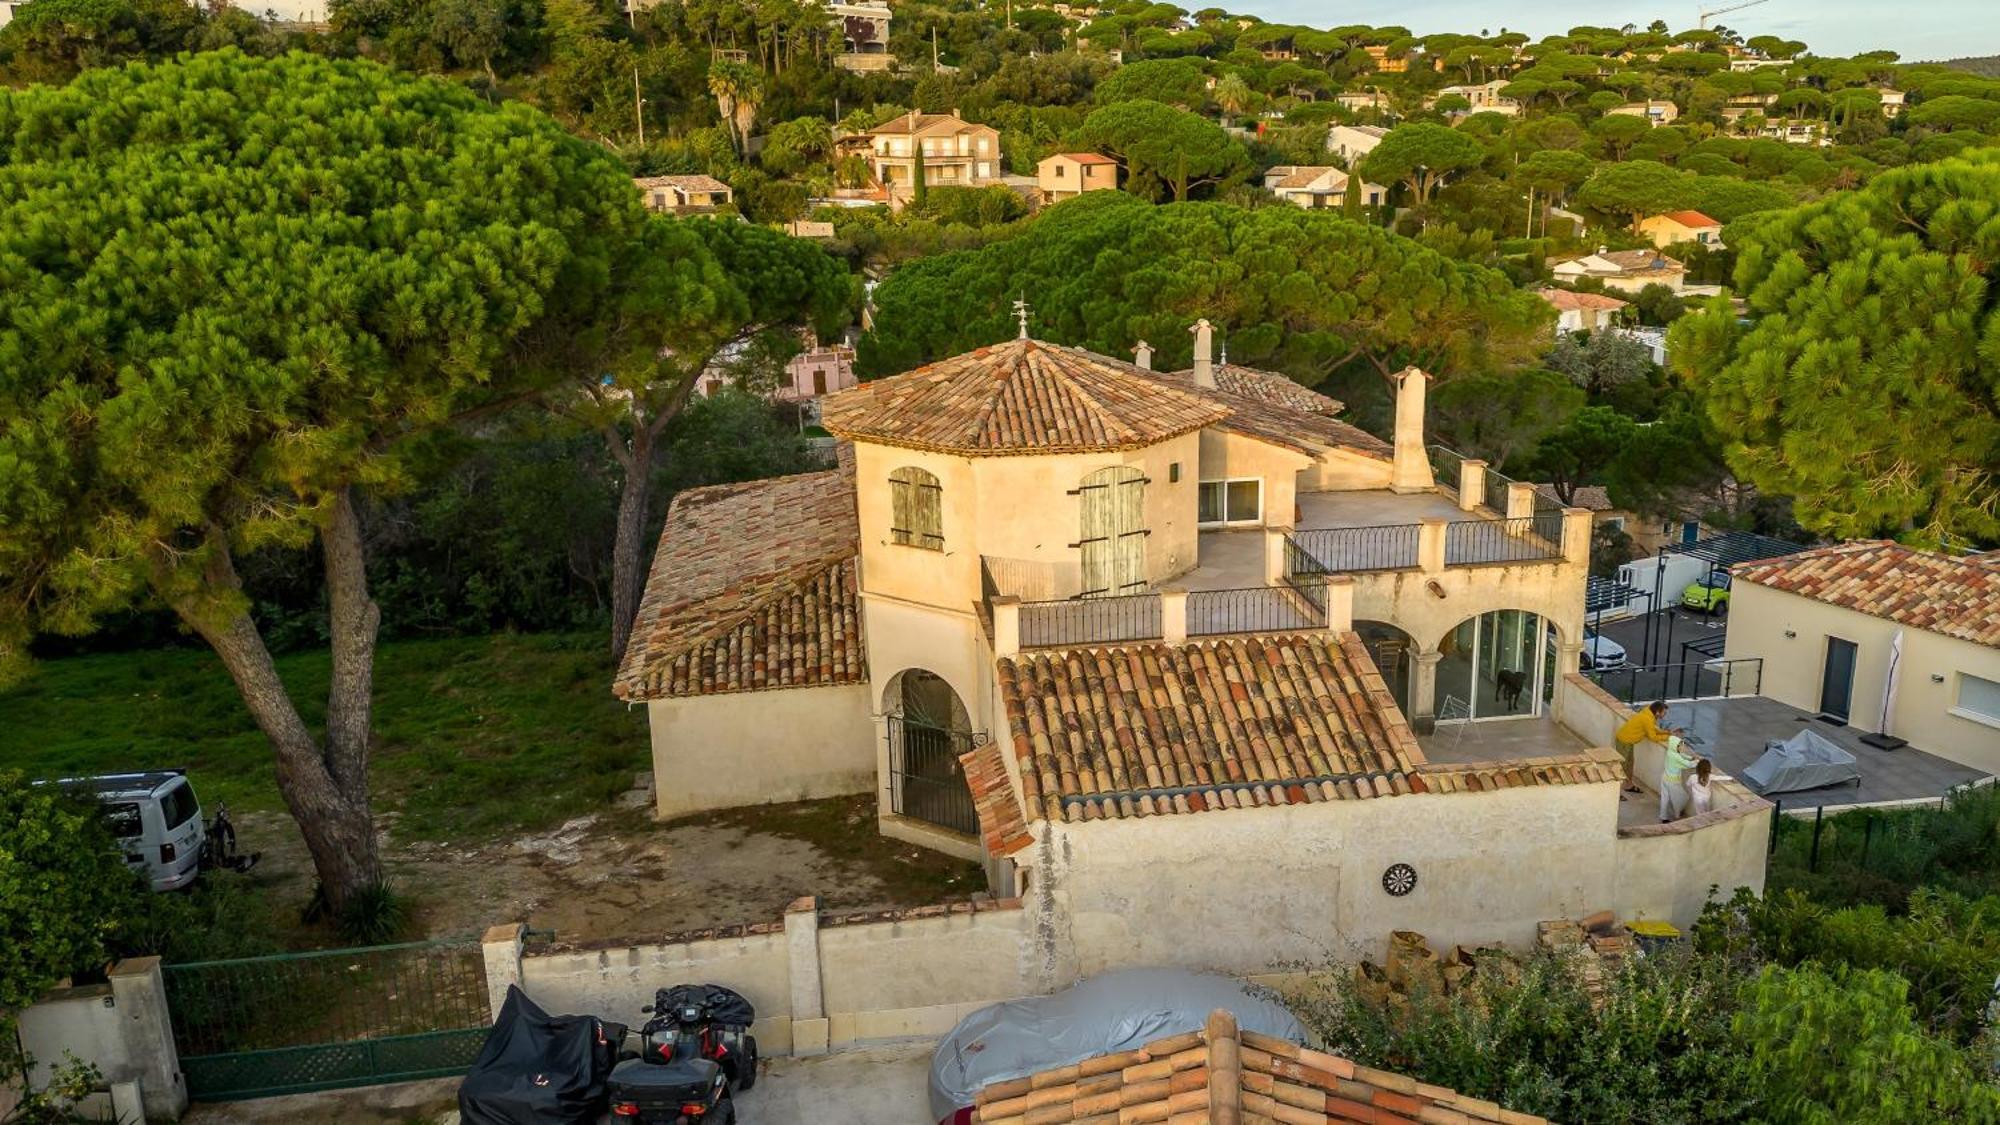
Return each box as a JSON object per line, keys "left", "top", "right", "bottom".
{"left": 1698, "top": 0, "right": 1770, "bottom": 30}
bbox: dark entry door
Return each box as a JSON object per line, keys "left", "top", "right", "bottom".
{"left": 1819, "top": 637, "right": 1858, "bottom": 722}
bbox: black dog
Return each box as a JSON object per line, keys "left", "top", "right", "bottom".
{"left": 1495, "top": 669, "right": 1528, "bottom": 711}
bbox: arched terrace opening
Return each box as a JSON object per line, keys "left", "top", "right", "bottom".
{"left": 881, "top": 669, "right": 978, "bottom": 837}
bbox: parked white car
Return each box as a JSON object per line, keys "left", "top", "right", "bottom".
{"left": 60, "top": 770, "right": 207, "bottom": 892}
{"left": 1582, "top": 630, "right": 1628, "bottom": 672}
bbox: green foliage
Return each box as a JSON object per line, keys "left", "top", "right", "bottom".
{"left": 1735, "top": 963, "right": 2000, "bottom": 1122}
{"left": 1545, "top": 330, "right": 1657, "bottom": 397}
{"left": 1575, "top": 159, "right": 1689, "bottom": 231}
{"left": 860, "top": 193, "right": 1551, "bottom": 391}
{"left": 910, "top": 184, "right": 1028, "bottom": 226}
{"left": 0, "top": 0, "right": 200, "bottom": 85}
{"left": 1532, "top": 405, "right": 1639, "bottom": 504}
{"left": 1430, "top": 368, "right": 1583, "bottom": 470}
{"left": 1358, "top": 122, "right": 1484, "bottom": 205}
{"left": 1093, "top": 56, "right": 1208, "bottom": 108}
{"left": 1766, "top": 785, "right": 2000, "bottom": 910}
{"left": 327, "top": 880, "right": 413, "bottom": 945}
{"left": 1076, "top": 100, "right": 1250, "bottom": 201}
{"left": 1670, "top": 151, "right": 2000, "bottom": 546}
{"left": 0, "top": 773, "right": 135, "bottom": 1011}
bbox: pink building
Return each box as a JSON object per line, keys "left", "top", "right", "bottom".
{"left": 778, "top": 340, "right": 858, "bottom": 401}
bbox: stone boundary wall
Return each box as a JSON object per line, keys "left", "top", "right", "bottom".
{"left": 9, "top": 958, "right": 186, "bottom": 1122}
{"left": 493, "top": 894, "right": 1042, "bottom": 1056}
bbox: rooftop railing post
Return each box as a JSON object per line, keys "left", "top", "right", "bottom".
{"left": 1161, "top": 587, "right": 1189, "bottom": 646}
{"left": 1263, "top": 526, "right": 1291, "bottom": 585}
{"left": 992, "top": 596, "right": 1021, "bottom": 658}
{"left": 1504, "top": 481, "right": 1535, "bottom": 537}
{"left": 1457, "top": 459, "right": 1487, "bottom": 512}
{"left": 1562, "top": 508, "right": 1592, "bottom": 566}
{"left": 1324, "top": 575, "right": 1354, "bottom": 632}
{"left": 1418, "top": 518, "right": 1447, "bottom": 574}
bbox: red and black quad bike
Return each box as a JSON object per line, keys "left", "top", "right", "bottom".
{"left": 608, "top": 984, "right": 759, "bottom": 1123}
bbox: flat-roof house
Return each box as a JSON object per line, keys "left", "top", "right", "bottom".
{"left": 1723, "top": 542, "right": 2000, "bottom": 773}
{"left": 633, "top": 174, "right": 734, "bottom": 215}
{"left": 1638, "top": 209, "right": 1725, "bottom": 250}
{"left": 860, "top": 110, "right": 1003, "bottom": 198}
{"left": 1325, "top": 123, "right": 1388, "bottom": 164}
{"left": 1036, "top": 152, "right": 1119, "bottom": 203}
{"left": 1435, "top": 79, "right": 1519, "bottom": 116}
{"left": 1879, "top": 87, "right": 1906, "bottom": 118}
{"left": 1536, "top": 287, "right": 1628, "bottom": 333}
{"left": 616, "top": 323, "right": 1770, "bottom": 974}
{"left": 1263, "top": 166, "right": 1387, "bottom": 210}
{"left": 1607, "top": 100, "right": 1680, "bottom": 126}
{"left": 1333, "top": 91, "right": 1386, "bottom": 115}
{"left": 1551, "top": 249, "right": 1687, "bottom": 295}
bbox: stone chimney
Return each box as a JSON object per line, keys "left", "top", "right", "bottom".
{"left": 1189, "top": 319, "right": 1215, "bottom": 389}
{"left": 1390, "top": 366, "right": 1435, "bottom": 493}
{"left": 1133, "top": 340, "right": 1153, "bottom": 370}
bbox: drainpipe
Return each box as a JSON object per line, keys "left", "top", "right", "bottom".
{"left": 1190, "top": 319, "right": 1215, "bottom": 388}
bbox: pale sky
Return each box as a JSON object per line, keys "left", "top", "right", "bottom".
{"left": 1232, "top": 0, "right": 2000, "bottom": 62}
{"left": 243, "top": 1, "right": 2000, "bottom": 63}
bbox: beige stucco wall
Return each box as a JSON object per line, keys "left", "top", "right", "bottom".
{"left": 647, "top": 684, "right": 876, "bottom": 819}
{"left": 1034, "top": 785, "right": 1625, "bottom": 971}
{"left": 1302, "top": 448, "right": 1395, "bottom": 492}
{"left": 1724, "top": 584, "right": 2000, "bottom": 773}
{"left": 817, "top": 908, "right": 1046, "bottom": 1041}
{"left": 523, "top": 930, "right": 798, "bottom": 1052}
{"left": 1197, "top": 430, "right": 1310, "bottom": 527}
{"left": 1615, "top": 805, "right": 1770, "bottom": 927}
{"left": 1351, "top": 556, "right": 1588, "bottom": 656}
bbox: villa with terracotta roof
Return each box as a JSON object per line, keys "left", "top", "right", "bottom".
{"left": 615, "top": 322, "right": 1770, "bottom": 973}
{"left": 1535, "top": 288, "right": 1628, "bottom": 333}
{"left": 1551, "top": 248, "right": 1688, "bottom": 295}
{"left": 633, "top": 174, "right": 734, "bottom": 216}
{"left": 1723, "top": 541, "right": 2000, "bottom": 772}
{"left": 1036, "top": 153, "right": 1119, "bottom": 203}
{"left": 857, "top": 110, "right": 1002, "bottom": 197}
{"left": 1638, "top": 209, "right": 1725, "bottom": 250}
{"left": 1262, "top": 166, "right": 1388, "bottom": 211}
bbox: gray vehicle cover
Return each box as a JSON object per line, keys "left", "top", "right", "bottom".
{"left": 927, "top": 968, "right": 1306, "bottom": 1121}
{"left": 1741, "top": 729, "right": 1862, "bottom": 794}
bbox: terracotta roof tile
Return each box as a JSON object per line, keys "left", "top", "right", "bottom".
{"left": 1149, "top": 364, "right": 1392, "bottom": 460}
{"left": 997, "top": 633, "right": 1429, "bottom": 823}
{"left": 961, "top": 740, "right": 1035, "bottom": 857}
{"left": 1654, "top": 209, "right": 1721, "bottom": 227}
{"left": 1734, "top": 540, "right": 2000, "bottom": 648}
{"left": 1048, "top": 151, "right": 1119, "bottom": 165}
{"left": 1535, "top": 288, "right": 1629, "bottom": 313}
{"left": 821, "top": 338, "right": 1229, "bottom": 456}
{"left": 970, "top": 1009, "right": 1547, "bottom": 1123}
{"left": 613, "top": 465, "right": 866, "bottom": 700}
{"left": 633, "top": 174, "right": 732, "bottom": 194}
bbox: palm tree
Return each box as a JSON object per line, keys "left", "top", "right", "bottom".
{"left": 707, "top": 61, "right": 764, "bottom": 156}
{"left": 1212, "top": 73, "right": 1253, "bottom": 122}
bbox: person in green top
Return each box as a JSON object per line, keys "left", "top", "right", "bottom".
{"left": 1659, "top": 735, "right": 1700, "bottom": 823}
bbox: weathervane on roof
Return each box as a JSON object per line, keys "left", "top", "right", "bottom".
{"left": 1013, "top": 296, "right": 1030, "bottom": 340}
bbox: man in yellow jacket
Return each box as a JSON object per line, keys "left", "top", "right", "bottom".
{"left": 1614, "top": 701, "right": 1679, "bottom": 796}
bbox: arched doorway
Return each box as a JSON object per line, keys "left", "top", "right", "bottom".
{"left": 883, "top": 670, "right": 979, "bottom": 836}
{"left": 1077, "top": 466, "right": 1148, "bottom": 597}
{"left": 1434, "top": 610, "right": 1559, "bottom": 721}
{"left": 1355, "top": 620, "right": 1417, "bottom": 716}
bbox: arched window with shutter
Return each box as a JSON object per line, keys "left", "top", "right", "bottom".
{"left": 888, "top": 466, "right": 944, "bottom": 550}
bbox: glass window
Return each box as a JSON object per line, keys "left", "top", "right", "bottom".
{"left": 888, "top": 466, "right": 944, "bottom": 550}
{"left": 1959, "top": 674, "right": 2000, "bottom": 723}
{"left": 1198, "top": 479, "right": 1261, "bottom": 525}
{"left": 103, "top": 802, "right": 143, "bottom": 839}
{"left": 161, "top": 781, "right": 200, "bottom": 830}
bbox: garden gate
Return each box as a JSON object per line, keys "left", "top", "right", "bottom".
{"left": 162, "top": 937, "right": 491, "bottom": 1101}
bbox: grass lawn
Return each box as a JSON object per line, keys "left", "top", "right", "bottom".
{"left": 0, "top": 632, "right": 648, "bottom": 843}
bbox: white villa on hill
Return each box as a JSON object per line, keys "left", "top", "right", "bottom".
{"left": 613, "top": 325, "right": 1769, "bottom": 968}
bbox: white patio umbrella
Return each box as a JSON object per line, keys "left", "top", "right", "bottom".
{"left": 1863, "top": 628, "right": 1907, "bottom": 750}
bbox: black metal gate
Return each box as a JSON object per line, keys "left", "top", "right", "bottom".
{"left": 163, "top": 937, "right": 491, "bottom": 1101}
{"left": 888, "top": 716, "right": 980, "bottom": 836}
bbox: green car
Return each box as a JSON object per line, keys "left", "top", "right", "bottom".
{"left": 1682, "top": 573, "right": 1732, "bottom": 614}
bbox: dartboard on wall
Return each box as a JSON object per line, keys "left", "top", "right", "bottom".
{"left": 1382, "top": 863, "right": 1418, "bottom": 897}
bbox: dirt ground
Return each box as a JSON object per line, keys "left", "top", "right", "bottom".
{"left": 233, "top": 782, "right": 983, "bottom": 946}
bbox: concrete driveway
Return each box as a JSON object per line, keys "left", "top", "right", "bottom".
{"left": 182, "top": 1041, "right": 938, "bottom": 1124}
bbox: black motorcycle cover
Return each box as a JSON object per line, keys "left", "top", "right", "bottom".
{"left": 655, "top": 983, "right": 756, "bottom": 1029}
{"left": 458, "top": 986, "right": 615, "bottom": 1125}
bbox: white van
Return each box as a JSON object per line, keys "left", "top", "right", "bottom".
{"left": 63, "top": 769, "right": 207, "bottom": 892}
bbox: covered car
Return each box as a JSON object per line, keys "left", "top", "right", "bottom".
{"left": 459, "top": 986, "right": 623, "bottom": 1125}
{"left": 1741, "top": 728, "right": 1862, "bottom": 795}
{"left": 928, "top": 968, "right": 1307, "bottom": 1123}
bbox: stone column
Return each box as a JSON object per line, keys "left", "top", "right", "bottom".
{"left": 1263, "top": 526, "right": 1291, "bottom": 585}
{"left": 1160, "top": 587, "right": 1189, "bottom": 645}
{"left": 1417, "top": 518, "right": 1447, "bottom": 574}
{"left": 1411, "top": 650, "right": 1444, "bottom": 734}
{"left": 785, "top": 897, "right": 830, "bottom": 1056}
{"left": 107, "top": 957, "right": 186, "bottom": 1122}
{"left": 1390, "top": 367, "right": 1435, "bottom": 494}
{"left": 480, "top": 923, "right": 526, "bottom": 1021}
{"left": 1563, "top": 508, "right": 1594, "bottom": 567}
{"left": 1457, "top": 459, "right": 1487, "bottom": 512}
{"left": 991, "top": 596, "right": 1021, "bottom": 658}
{"left": 1323, "top": 576, "right": 1355, "bottom": 633}
{"left": 1505, "top": 481, "right": 1536, "bottom": 520}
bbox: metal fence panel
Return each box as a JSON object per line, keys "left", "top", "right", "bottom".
{"left": 1018, "top": 593, "right": 1162, "bottom": 648}
{"left": 1187, "top": 587, "right": 1320, "bottom": 637}
{"left": 1288, "top": 525, "right": 1422, "bottom": 573}
{"left": 887, "top": 716, "right": 981, "bottom": 837}
{"left": 164, "top": 938, "right": 490, "bottom": 1101}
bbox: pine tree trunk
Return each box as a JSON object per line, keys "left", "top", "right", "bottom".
{"left": 166, "top": 527, "right": 382, "bottom": 913}
{"left": 609, "top": 426, "right": 658, "bottom": 664}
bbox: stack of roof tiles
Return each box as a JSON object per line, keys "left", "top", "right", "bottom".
{"left": 613, "top": 465, "right": 865, "bottom": 700}
{"left": 969, "top": 1008, "right": 1547, "bottom": 1124}
{"left": 1733, "top": 540, "right": 2000, "bottom": 647}
{"left": 961, "top": 740, "right": 1035, "bottom": 857}
{"left": 821, "top": 338, "right": 1229, "bottom": 456}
